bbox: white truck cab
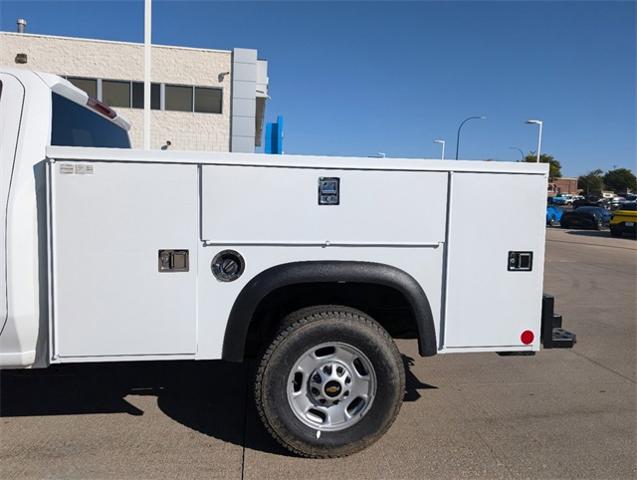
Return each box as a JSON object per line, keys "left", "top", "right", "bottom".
{"left": 0, "top": 68, "right": 575, "bottom": 457}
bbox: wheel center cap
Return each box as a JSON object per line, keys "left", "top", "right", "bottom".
{"left": 324, "top": 380, "right": 342, "bottom": 398}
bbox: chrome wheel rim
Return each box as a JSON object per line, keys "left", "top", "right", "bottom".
{"left": 286, "top": 342, "right": 377, "bottom": 432}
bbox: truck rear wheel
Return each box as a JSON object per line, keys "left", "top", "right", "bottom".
{"left": 254, "top": 306, "right": 405, "bottom": 458}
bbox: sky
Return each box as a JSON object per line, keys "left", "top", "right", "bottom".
{"left": 0, "top": 1, "right": 635, "bottom": 176}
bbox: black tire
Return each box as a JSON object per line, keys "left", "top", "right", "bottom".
{"left": 254, "top": 305, "right": 405, "bottom": 458}
{"left": 561, "top": 220, "right": 570, "bottom": 229}
{"left": 610, "top": 226, "right": 623, "bottom": 237}
{"left": 595, "top": 218, "right": 604, "bottom": 230}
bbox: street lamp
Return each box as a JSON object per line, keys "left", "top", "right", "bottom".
{"left": 526, "top": 119, "right": 543, "bottom": 163}
{"left": 434, "top": 139, "right": 445, "bottom": 160}
{"left": 509, "top": 146, "right": 525, "bottom": 161}
{"left": 455, "top": 115, "right": 486, "bottom": 160}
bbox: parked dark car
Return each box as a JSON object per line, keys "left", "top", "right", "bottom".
{"left": 573, "top": 199, "right": 599, "bottom": 209}
{"left": 560, "top": 206, "right": 612, "bottom": 230}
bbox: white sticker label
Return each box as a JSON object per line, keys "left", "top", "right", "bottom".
{"left": 59, "top": 164, "right": 74, "bottom": 174}
{"left": 59, "top": 163, "right": 95, "bottom": 175}
{"left": 75, "top": 164, "right": 94, "bottom": 175}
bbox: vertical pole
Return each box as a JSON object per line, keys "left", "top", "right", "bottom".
{"left": 536, "top": 122, "right": 543, "bottom": 163}
{"left": 441, "top": 141, "right": 445, "bottom": 160}
{"left": 143, "top": 0, "right": 152, "bottom": 150}
{"left": 455, "top": 124, "right": 462, "bottom": 160}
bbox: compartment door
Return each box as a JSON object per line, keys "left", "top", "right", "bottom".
{"left": 52, "top": 162, "right": 198, "bottom": 358}
{"left": 443, "top": 172, "right": 547, "bottom": 350}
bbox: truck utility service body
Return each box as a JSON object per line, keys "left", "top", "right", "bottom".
{"left": 1, "top": 69, "right": 574, "bottom": 457}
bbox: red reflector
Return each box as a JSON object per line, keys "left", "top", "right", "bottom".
{"left": 521, "top": 330, "right": 534, "bottom": 345}
{"left": 87, "top": 97, "right": 117, "bottom": 119}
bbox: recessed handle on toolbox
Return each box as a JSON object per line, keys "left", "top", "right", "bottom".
{"left": 508, "top": 251, "right": 533, "bottom": 271}
{"left": 158, "top": 250, "right": 189, "bottom": 272}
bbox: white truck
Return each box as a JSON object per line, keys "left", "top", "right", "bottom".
{"left": 1, "top": 69, "right": 575, "bottom": 458}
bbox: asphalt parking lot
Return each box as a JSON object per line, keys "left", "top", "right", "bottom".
{"left": 1, "top": 228, "right": 635, "bottom": 480}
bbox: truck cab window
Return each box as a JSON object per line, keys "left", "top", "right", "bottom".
{"left": 50, "top": 93, "right": 130, "bottom": 148}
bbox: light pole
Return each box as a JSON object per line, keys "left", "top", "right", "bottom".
{"left": 143, "top": 0, "right": 152, "bottom": 150}
{"left": 509, "top": 146, "right": 525, "bottom": 161}
{"left": 455, "top": 115, "right": 486, "bottom": 160}
{"left": 526, "top": 119, "right": 543, "bottom": 163}
{"left": 434, "top": 139, "right": 445, "bottom": 160}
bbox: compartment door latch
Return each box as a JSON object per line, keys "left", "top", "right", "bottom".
{"left": 508, "top": 251, "right": 533, "bottom": 271}
{"left": 158, "top": 249, "right": 189, "bottom": 272}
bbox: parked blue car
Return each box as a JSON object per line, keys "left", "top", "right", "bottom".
{"left": 546, "top": 205, "right": 563, "bottom": 226}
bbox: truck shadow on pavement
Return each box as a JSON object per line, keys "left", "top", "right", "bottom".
{"left": 0, "top": 355, "right": 435, "bottom": 456}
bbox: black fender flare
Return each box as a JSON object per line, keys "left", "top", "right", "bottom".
{"left": 222, "top": 261, "right": 437, "bottom": 361}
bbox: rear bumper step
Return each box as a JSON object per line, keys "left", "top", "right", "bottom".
{"left": 542, "top": 294, "right": 576, "bottom": 348}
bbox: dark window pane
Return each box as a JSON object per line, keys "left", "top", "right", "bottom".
{"left": 102, "top": 80, "right": 130, "bottom": 108}
{"left": 132, "top": 82, "right": 143, "bottom": 108}
{"left": 152, "top": 84, "right": 160, "bottom": 110}
{"left": 194, "top": 87, "right": 222, "bottom": 113}
{"left": 165, "top": 85, "right": 192, "bottom": 112}
{"left": 67, "top": 77, "right": 97, "bottom": 98}
{"left": 51, "top": 93, "right": 130, "bottom": 148}
{"left": 132, "top": 82, "right": 160, "bottom": 110}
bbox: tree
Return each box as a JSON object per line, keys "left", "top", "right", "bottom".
{"left": 578, "top": 169, "right": 604, "bottom": 196}
{"left": 603, "top": 168, "right": 637, "bottom": 194}
{"left": 524, "top": 153, "right": 562, "bottom": 180}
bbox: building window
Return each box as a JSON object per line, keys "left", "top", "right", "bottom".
{"left": 102, "top": 80, "right": 131, "bottom": 108}
{"left": 65, "top": 77, "right": 223, "bottom": 114}
{"left": 132, "top": 82, "right": 161, "bottom": 110}
{"left": 67, "top": 77, "right": 97, "bottom": 98}
{"left": 165, "top": 85, "right": 193, "bottom": 112}
{"left": 194, "top": 87, "right": 222, "bottom": 114}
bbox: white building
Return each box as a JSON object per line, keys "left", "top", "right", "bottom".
{"left": 0, "top": 29, "right": 269, "bottom": 152}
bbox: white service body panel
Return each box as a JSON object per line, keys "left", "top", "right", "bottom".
{"left": 39, "top": 149, "right": 548, "bottom": 364}
{"left": 196, "top": 165, "right": 448, "bottom": 358}
{"left": 442, "top": 172, "right": 546, "bottom": 351}
{"left": 200, "top": 166, "right": 448, "bottom": 244}
{"left": 51, "top": 161, "right": 198, "bottom": 358}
